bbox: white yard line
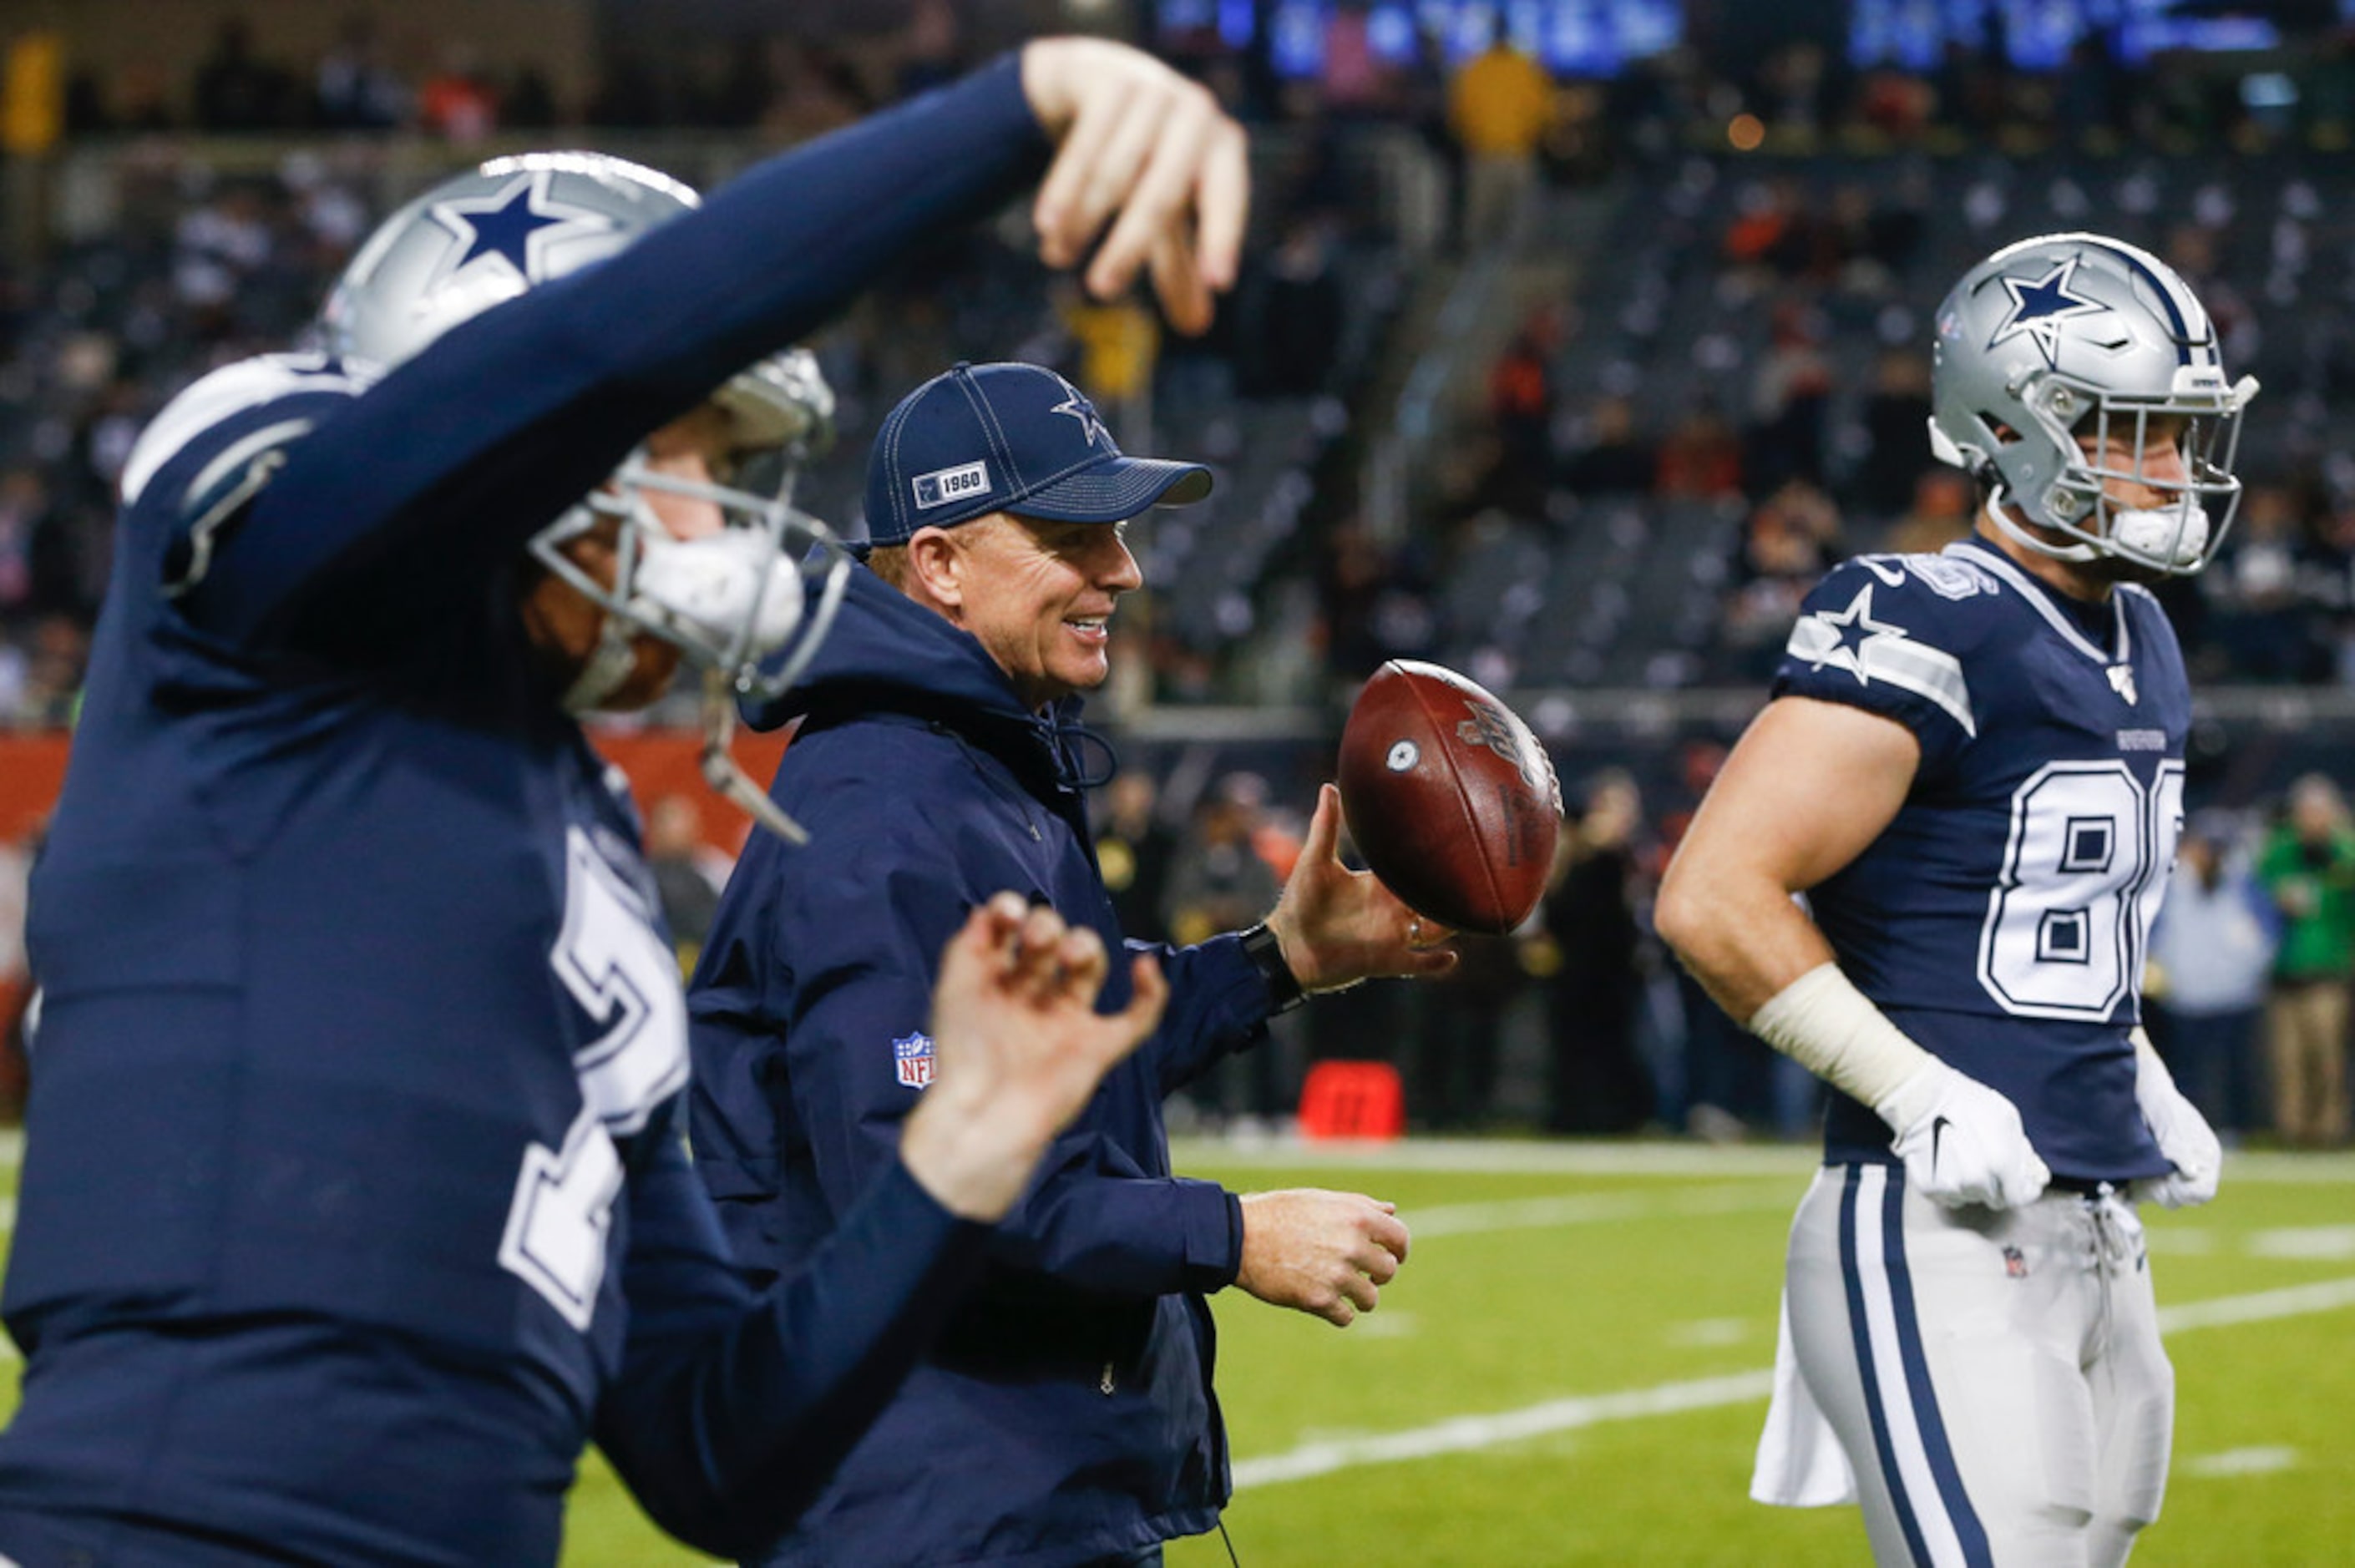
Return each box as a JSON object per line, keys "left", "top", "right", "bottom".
{"left": 1177, "top": 1137, "right": 2355, "bottom": 1184}
{"left": 1231, "top": 1274, "right": 2355, "bottom": 1492}
{"left": 1407, "top": 1183, "right": 1799, "bottom": 1238}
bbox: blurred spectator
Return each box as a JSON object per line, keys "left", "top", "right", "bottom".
{"left": 1720, "top": 177, "right": 1816, "bottom": 281}
{"left": 417, "top": 44, "right": 499, "bottom": 142}
{"left": 1483, "top": 307, "right": 1561, "bottom": 516}
{"left": 1848, "top": 347, "right": 1935, "bottom": 520}
{"left": 1095, "top": 771, "right": 1177, "bottom": 946}
{"left": 1446, "top": 35, "right": 1552, "bottom": 248}
{"left": 0, "top": 820, "right": 35, "bottom": 1121}
{"left": 1541, "top": 771, "right": 1652, "bottom": 1134}
{"left": 1745, "top": 298, "right": 1832, "bottom": 489}
{"left": 1560, "top": 394, "right": 1655, "bottom": 498}
{"left": 2256, "top": 775, "right": 2355, "bottom": 1147}
{"left": 192, "top": 17, "right": 297, "bottom": 132}
{"left": 312, "top": 16, "right": 408, "bottom": 131}
{"left": 18, "top": 615, "right": 88, "bottom": 726}
{"left": 644, "top": 793, "right": 724, "bottom": 973}
{"left": 895, "top": 0, "right": 965, "bottom": 99}
{"left": 1410, "top": 931, "right": 1522, "bottom": 1132}
{"left": 1722, "top": 478, "right": 1840, "bottom": 670}
{"left": 1165, "top": 773, "right": 1288, "bottom": 1123}
{"left": 1164, "top": 774, "right": 1282, "bottom": 948}
{"left": 1879, "top": 468, "right": 1974, "bottom": 557}
{"left": 1654, "top": 400, "right": 1744, "bottom": 499}
{"left": 0, "top": 468, "right": 46, "bottom": 616}
{"left": 2148, "top": 813, "right": 2280, "bottom": 1136}
{"left": 171, "top": 180, "right": 276, "bottom": 341}
{"left": 2207, "top": 485, "right": 2321, "bottom": 681}
{"left": 1317, "top": 518, "right": 1436, "bottom": 681}
{"left": 1234, "top": 217, "right": 1344, "bottom": 397}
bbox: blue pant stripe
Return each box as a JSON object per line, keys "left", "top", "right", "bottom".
{"left": 1841, "top": 1165, "right": 1935, "bottom": 1568}
{"left": 1879, "top": 1169, "right": 1996, "bottom": 1568}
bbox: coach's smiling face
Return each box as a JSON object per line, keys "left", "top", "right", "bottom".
{"left": 904, "top": 511, "right": 1143, "bottom": 711}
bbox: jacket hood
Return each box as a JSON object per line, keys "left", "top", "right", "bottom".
{"left": 742, "top": 564, "right": 1117, "bottom": 787}
{"left": 743, "top": 564, "right": 1038, "bottom": 731}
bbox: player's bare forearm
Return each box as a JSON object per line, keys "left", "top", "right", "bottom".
{"left": 1654, "top": 697, "right": 1919, "bottom": 1024}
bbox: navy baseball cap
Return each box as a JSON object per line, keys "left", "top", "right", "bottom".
{"left": 862, "top": 362, "right": 1213, "bottom": 548}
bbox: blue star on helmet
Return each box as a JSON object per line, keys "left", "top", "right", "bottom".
{"left": 1048, "top": 377, "right": 1111, "bottom": 448}
{"left": 1802, "top": 584, "right": 1907, "bottom": 684}
{"left": 426, "top": 171, "right": 620, "bottom": 290}
{"left": 1985, "top": 255, "right": 2112, "bottom": 370}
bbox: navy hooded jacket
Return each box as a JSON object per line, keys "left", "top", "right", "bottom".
{"left": 687, "top": 565, "right": 1281, "bottom": 1565}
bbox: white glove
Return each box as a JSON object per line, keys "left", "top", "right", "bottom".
{"left": 1873, "top": 1059, "right": 2051, "bottom": 1210}
{"left": 2127, "top": 1039, "right": 2223, "bottom": 1209}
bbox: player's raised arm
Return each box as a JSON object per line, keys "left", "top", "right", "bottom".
{"left": 195, "top": 42, "right": 1246, "bottom": 650}
{"left": 1022, "top": 37, "right": 1248, "bottom": 334}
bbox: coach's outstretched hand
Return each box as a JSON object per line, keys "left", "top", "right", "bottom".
{"left": 903, "top": 893, "right": 1168, "bottom": 1223}
{"left": 1236, "top": 1189, "right": 1411, "bottom": 1328}
{"left": 1020, "top": 38, "right": 1248, "bottom": 336}
{"left": 1264, "top": 784, "right": 1461, "bottom": 995}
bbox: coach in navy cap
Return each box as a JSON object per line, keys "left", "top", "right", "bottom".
{"left": 864, "top": 360, "right": 1211, "bottom": 547}
{"left": 690, "top": 360, "right": 1445, "bottom": 1567}
{"left": 847, "top": 360, "right": 1211, "bottom": 715}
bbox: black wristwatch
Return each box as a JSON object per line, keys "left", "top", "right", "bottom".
{"left": 1239, "top": 922, "right": 1307, "bottom": 1014}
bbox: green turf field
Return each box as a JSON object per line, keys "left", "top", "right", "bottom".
{"left": 6, "top": 1136, "right": 2352, "bottom": 1565}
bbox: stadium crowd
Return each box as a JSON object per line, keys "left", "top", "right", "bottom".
{"left": 5, "top": 8, "right": 2355, "bottom": 1157}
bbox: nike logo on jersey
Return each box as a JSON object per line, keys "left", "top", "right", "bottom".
{"left": 2107, "top": 664, "right": 2139, "bottom": 706}
{"left": 1931, "top": 1115, "right": 1952, "bottom": 1175}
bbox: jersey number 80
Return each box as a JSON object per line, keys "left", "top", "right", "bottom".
{"left": 1978, "top": 759, "right": 2184, "bottom": 1021}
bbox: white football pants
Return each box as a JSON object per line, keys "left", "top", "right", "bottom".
{"left": 1770, "top": 1164, "right": 2172, "bottom": 1568}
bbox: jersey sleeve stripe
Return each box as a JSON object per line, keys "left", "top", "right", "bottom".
{"left": 120, "top": 356, "right": 372, "bottom": 507}
{"left": 1785, "top": 620, "right": 1978, "bottom": 738}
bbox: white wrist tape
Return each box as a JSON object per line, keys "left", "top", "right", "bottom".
{"left": 1748, "top": 963, "right": 1936, "bottom": 1112}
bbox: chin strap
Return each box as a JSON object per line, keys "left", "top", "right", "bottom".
{"left": 561, "top": 611, "right": 641, "bottom": 712}
{"left": 1983, "top": 488, "right": 2101, "bottom": 564}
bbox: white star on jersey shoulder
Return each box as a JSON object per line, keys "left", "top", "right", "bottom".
{"left": 1786, "top": 583, "right": 1978, "bottom": 737}
{"left": 1795, "top": 584, "right": 1904, "bottom": 683}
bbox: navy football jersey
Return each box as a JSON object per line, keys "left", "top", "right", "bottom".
{"left": 1773, "top": 538, "right": 2180, "bottom": 1182}
{"left": 0, "top": 60, "right": 1046, "bottom": 1566}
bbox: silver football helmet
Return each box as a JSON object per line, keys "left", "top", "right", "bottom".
{"left": 318, "top": 150, "right": 850, "bottom": 842}
{"left": 1928, "top": 232, "right": 2258, "bottom": 576}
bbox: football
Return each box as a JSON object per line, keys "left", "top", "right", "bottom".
{"left": 1336, "top": 660, "right": 1563, "bottom": 935}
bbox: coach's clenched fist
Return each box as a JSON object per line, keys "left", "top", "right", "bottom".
{"left": 1235, "top": 1189, "right": 1412, "bottom": 1328}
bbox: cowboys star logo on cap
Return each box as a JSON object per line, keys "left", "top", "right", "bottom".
{"left": 1985, "top": 255, "right": 2112, "bottom": 370}
{"left": 1049, "top": 377, "right": 1112, "bottom": 448}
{"left": 427, "top": 169, "right": 621, "bottom": 291}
